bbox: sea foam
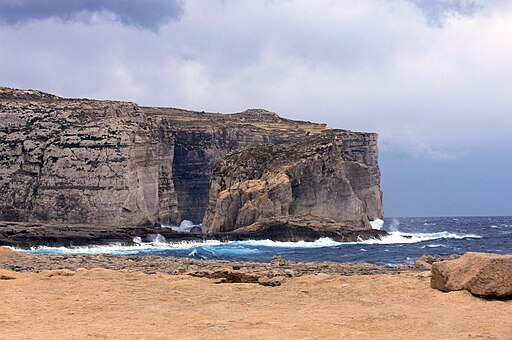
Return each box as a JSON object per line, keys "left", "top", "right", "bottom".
{"left": 369, "top": 218, "right": 384, "bottom": 230}
{"left": 12, "top": 229, "right": 482, "bottom": 256}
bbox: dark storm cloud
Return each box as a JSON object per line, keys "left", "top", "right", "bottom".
{"left": 0, "top": 0, "right": 183, "bottom": 30}
{"left": 410, "top": 0, "right": 480, "bottom": 27}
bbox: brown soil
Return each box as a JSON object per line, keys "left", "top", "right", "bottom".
{"left": 1, "top": 248, "right": 511, "bottom": 339}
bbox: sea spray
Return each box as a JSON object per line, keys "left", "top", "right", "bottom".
{"left": 370, "top": 218, "right": 384, "bottom": 230}
{"left": 164, "top": 220, "right": 201, "bottom": 233}
{"left": 148, "top": 234, "right": 166, "bottom": 243}
{"left": 388, "top": 218, "right": 400, "bottom": 232}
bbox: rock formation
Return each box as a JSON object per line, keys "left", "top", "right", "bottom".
{"left": 203, "top": 131, "right": 383, "bottom": 232}
{"left": 431, "top": 252, "right": 512, "bottom": 299}
{"left": 0, "top": 87, "right": 383, "bottom": 239}
{"left": 230, "top": 216, "right": 387, "bottom": 242}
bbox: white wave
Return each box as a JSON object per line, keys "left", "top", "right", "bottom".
{"left": 421, "top": 244, "right": 444, "bottom": 249}
{"left": 369, "top": 218, "right": 384, "bottom": 230}
{"left": 359, "top": 231, "right": 481, "bottom": 245}
{"left": 11, "top": 230, "right": 483, "bottom": 255}
{"left": 236, "top": 237, "right": 342, "bottom": 248}
{"left": 148, "top": 233, "right": 166, "bottom": 243}
{"left": 14, "top": 240, "right": 226, "bottom": 255}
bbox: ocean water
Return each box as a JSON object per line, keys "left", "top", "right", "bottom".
{"left": 15, "top": 216, "right": 512, "bottom": 267}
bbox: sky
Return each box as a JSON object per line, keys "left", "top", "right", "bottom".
{"left": 0, "top": 0, "right": 511, "bottom": 217}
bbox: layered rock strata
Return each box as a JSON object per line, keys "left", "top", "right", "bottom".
{"left": 0, "top": 88, "right": 177, "bottom": 226}
{"left": 203, "top": 131, "right": 383, "bottom": 233}
{"left": 0, "top": 87, "right": 383, "bottom": 240}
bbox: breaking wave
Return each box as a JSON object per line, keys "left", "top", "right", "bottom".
{"left": 370, "top": 218, "right": 384, "bottom": 230}
{"left": 12, "top": 230, "right": 481, "bottom": 256}
{"left": 360, "top": 230, "right": 481, "bottom": 245}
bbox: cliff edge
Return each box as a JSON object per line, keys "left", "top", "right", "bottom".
{"left": 203, "top": 130, "right": 383, "bottom": 232}
{"left": 0, "top": 87, "right": 383, "bottom": 241}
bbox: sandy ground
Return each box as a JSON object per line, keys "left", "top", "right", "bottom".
{"left": 1, "top": 249, "right": 511, "bottom": 339}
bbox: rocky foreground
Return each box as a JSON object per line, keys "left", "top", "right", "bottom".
{"left": 0, "top": 246, "right": 404, "bottom": 284}
{"left": 1, "top": 248, "right": 511, "bottom": 339}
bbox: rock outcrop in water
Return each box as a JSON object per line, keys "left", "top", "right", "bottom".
{"left": 203, "top": 131, "right": 383, "bottom": 233}
{"left": 0, "top": 87, "right": 384, "bottom": 243}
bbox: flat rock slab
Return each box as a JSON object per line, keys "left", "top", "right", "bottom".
{"left": 431, "top": 252, "right": 512, "bottom": 299}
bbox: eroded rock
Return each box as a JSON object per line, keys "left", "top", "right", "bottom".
{"left": 0, "top": 87, "right": 384, "bottom": 243}
{"left": 1, "top": 87, "right": 382, "bottom": 230}
{"left": 203, "top": 131, "right": 383, "bottom": 233}
{"left": 431, "top": 252, "right": 512, "bottom": 299}
{"left": 231, "top": 216, "right": 387, "bottom": 242}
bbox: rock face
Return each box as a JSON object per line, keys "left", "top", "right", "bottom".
{"left": 231, "top": 216, "right": 387, "bottom": 242}
{"left": 0, "top": 88, "right": 177, "bottom": 226}
{"left": 203, "top": 131, "right": 383, "bottom": 233}
{"left": 431, "top": 252, "right": 512, "bottom": 299}
{"left": 0, "top": 87, "right": 383, "bottom": 235}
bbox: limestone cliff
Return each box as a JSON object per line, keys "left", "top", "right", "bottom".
{"left": 0, "top": 88, "right": 178, "bottom": 226}
{"left": 0, "top": 87, "right": 382, "bottom": 232}
{"left": 0, "top": 88, "right": 330, "bottom": 226}
{"left": 202, "top": 131, "right": 383, "bottom": 232}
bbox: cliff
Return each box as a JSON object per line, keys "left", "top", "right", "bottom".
{"left": 0, "top": 87, "right": 383, "bottom": 236}
{"left": 203, "top": 130, "right": 383, "bottom": 232}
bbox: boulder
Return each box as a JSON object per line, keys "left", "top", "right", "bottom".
{"left": 415, "top": 254, "right": 461, "bottom": 271}
{"left": 431, "top": 252, "right": 512, "bottom": 299}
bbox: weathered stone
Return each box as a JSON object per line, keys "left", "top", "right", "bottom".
{"left": 231, "top": 216, "right": 386, "bottom": 242}
{"left": 417, "top": 254, "right": 461, "bottom": 265}
{"left": 203, "top": 131, "right": 383, "bottom": 233}
{"left": 0, "top": 252, "right": 394, "bottom": 278}
{"left": 0, "top": 221, "right": 206, "bottom": 248}
{"left": 188, "top": 269, "right": 262, "bottom": 284}
{"left": 0, "top": 87, "right": 384, "bottom": 241}
{"left": 431, "top": 252, "right": 512, "bottom": 299}
{"left": 189, "top": 226, "right": 203, "bottom": 234}
{"left": 0, "top": 219, "right": 387, "bottom": 248}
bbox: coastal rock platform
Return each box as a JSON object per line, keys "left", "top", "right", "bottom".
{"left": 0, "top": 219, "right": 387, "bottom": 249}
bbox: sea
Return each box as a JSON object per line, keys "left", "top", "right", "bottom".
{"left": 15, "top": 216, "right": 512, "bottom": 267}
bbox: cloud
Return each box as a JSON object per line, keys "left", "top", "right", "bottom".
{"left": 1, "top": 0, "right": 511, "bottom": 215}
{"left": 0, "top": 0, "right": 183, "bottom": 30}
{"left": 409, "top": 0, "right": 480, "bottom": 27}
{"left": 0, "top": 0, "right": 511, "bottom": 158}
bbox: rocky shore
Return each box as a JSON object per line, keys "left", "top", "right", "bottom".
{"left": 0, "top": 218, "right": 387, "bottom": 249}
{"left": 0, "top": 246, "right": 404, "bottom": 284}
